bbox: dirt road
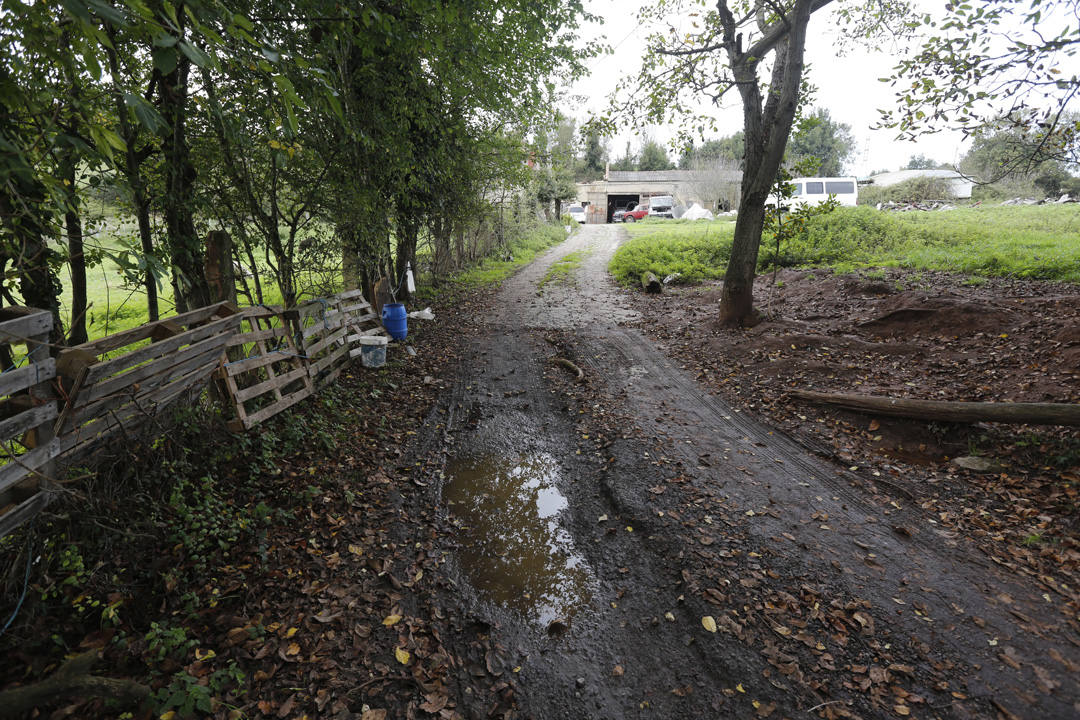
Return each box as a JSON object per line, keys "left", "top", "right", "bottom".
{"left": 414, "top": 224, "right": 1079, "bottom": 719}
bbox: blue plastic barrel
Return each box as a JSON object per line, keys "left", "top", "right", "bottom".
{"left": 381, "top": 303, "right": 408, "bottom": 340}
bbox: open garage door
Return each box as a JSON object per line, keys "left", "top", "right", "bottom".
{"left": 606, "top": 194, "right": 640, "bottom": 223}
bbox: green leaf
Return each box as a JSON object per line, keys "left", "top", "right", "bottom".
{"left": 177, "top": 41, "right": 212, "bottom": 68}
{"left": 261, "top": 47, "right": 281, "bottom": 63}
{"left": 232, "top": 12, "right": 254, "bottom": 31}
{"left": 59, "top": 0, "right": 92, "bottom": 22}
{"left": 153, "top": 33, "right": 178, "bottom": 48}
{"left": 124, "top": 93, "right": 165, "bottom": 132}
{"left": 87, "top": 0, "right": 127, "bottom": 25}
{"left": 152, "top": 46, "right": 177, "bottom": 75}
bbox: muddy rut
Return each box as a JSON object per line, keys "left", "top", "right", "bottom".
{"left": 412, "top": 225, "right": 1079, "bottom": 719}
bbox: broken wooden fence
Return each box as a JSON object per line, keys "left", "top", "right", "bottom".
{"left": 0, "top": 310, "right": 59, "bottom": 538}
{"left": 0, "top": 290, "right": 388, "bottom": 537}
{"left": 54, "top": 302, "right": 241, "bottom": 462}
{"left": 295, "top": 289, "right": 386, "bottom": 389}
{"left": 217, "top": 305, "right": 313, "bottom": 432}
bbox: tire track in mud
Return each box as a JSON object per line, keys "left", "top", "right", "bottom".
{"left": 417, "top": 225, "right": 1079, "bottom": 719}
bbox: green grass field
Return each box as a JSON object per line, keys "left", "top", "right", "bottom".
{"left": 33, "top": 207, "right": 566, "bottom": 345}
{"left": 610, "top": 205, "right": 1080, "bottom": 285}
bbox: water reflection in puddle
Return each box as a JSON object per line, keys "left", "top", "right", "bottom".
{"left": 444, "top": 452, "right": 593, "bottom": 625}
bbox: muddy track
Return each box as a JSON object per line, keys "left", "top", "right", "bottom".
{"left": 411, "top": 225, "right": 1079, "bottom": 719}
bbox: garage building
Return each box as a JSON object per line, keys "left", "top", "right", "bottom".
{"left": 575, "top": 167, "right": 742, "bottom": 223}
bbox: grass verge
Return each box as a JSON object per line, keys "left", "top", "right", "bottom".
{"left": 424, "top": 222, "right": 567, "bottom": 293}
{"left": 538, "top": 248, "right": 590, "bottom": 291}
{"left": 610, "top": 205, "right": 1080, "bottom": 284}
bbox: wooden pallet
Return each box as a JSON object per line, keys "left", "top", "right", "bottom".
{"left": 333, "top": 289, "right": 388, "bottom": 360}
{"left": 54, "top": 302, "right": 240, "bottom": 462}
{"left": 296, "top": 289, "right": 386, "bottom": 388}
{"left": 218, "top": 306, "right": 314, "bottom": 431}
{"left": 0, "top": 309, "right": 58, "bottom": 538}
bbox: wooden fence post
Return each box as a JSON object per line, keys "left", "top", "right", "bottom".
{"left": 204, "top": 231, "right": 237, "bottom": 305}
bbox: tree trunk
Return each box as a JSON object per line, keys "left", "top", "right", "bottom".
{"left": 0, "top": 651, "right": 149, "bottom": 718}
{"left": 395, "top": 218, "right": 419, "bottom": 301}
{"left": 718, "top": 0, "right": 814, "bottom": 326}
{"left": 60, "top": 154, "right": 87, "bottom": 345}
{"left": 106, "top": 32, "right": 159, "bottom": 322}
{"left": 788, "top": 390, "right": 1080, "bottom": 427}
{"left": 0, "top": 179, "right": 63, "bottom": 345}
{"left": 159, "top": 17, "right": 210, "bottom": 313}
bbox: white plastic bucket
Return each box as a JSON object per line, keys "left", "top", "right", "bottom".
{"left": 358, "top": 336, "right": 389, "bottom": 368}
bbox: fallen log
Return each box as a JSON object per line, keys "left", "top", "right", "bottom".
{"left": 0, "top": 651, "right": 150, "bottom": 718}
{"left": 641, "top": 272, "right": 662, "bottom": 294}
{"left": 788, "top": 390, "right": 1080, "bottom": 426}
{"left": 553, "top": 357, "right": 584, "bottom": 382}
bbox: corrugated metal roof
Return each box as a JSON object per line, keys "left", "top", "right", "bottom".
{"left": 605, "top": 169, "right": 741, "bottom": 183}
{"left": 868, "top": 169, "right": 969, "bottom": 186}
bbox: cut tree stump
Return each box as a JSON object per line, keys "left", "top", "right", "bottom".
{"left": 788, "top": 390, "right": 1080, "bottom": 426}
{"left": 0, "top": 651, "right": 150, "bottom": 718}
{"left": 641, "top": 272, "right": 662, "bottom": 294}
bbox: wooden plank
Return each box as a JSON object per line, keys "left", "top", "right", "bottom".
{"left": 66, "top": 344, "right": 227, "bottom": 428}
{"left": 0, "top": 404, "right": 57, "bottom": 444}
{"left": 239, "top": 386, "right": 312, "bottom": 428}
{"left": 340, "top": 302, "right": 373, "bottom": 314}
{"left": 76, "top": 331, "right": 231, "bottom": 408}
{"left": 304, "top": 327, "right": 348, "bottom": 357}
{"left": 346, "top": 327, "right": 388, "bottom": 343}
{"left": 0, "top": 311, "right": 52, "bottom": 347}
{"left": 788, "top": 390, "right": 1080, "bottom": 427}
{"left": 346, "top": 311, "right": 378, "bottom": 325}
{"left": 0, "top": 360, "right": 56, "bottom": 399}
{"left": 59, "top": 360, "right": 218, "bottom": 459}
{"left": 238, "top": 305, "right": 288, "bottom": 322}
{"left": 225, "top": 325, "right": 291, "bottom": 346}
{"left": 301, "top": 316, "right": 345, "bottom": 340}
{"left": 223, "top": 348, "right": 303, "bottom": 376}
{"left": 0, "top": 442, "right": 62, "bottom": 496}
{"left": 0, "top": 492, "right": 51, "bottom": 539}
{"left": 311, "top": 346, "right": 348, "bottom": 376}
{"left": 72, "top": 302, "right": 235, "bottom": 357}
{"left": 234, "top": 365, "right": 309, "bottom": 403}
{"left": 83, "top": 315, "right": 236, "bottom": 386}
{"left": 333, "top": 289, "right": 366, "bottom": 301}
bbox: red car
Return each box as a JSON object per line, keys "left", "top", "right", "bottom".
{"left": 620, "top": 204, "right": 649, "bottom": 222}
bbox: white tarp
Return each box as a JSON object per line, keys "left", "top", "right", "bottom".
{"left": 682, "top": 203, "right": 715, "bottom": 220}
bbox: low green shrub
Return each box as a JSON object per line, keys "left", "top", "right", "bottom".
{"left": 858, "top": 176, "right": 956, "bottom": 205}
{"left": 609, "top": 221, "right": 735, "bottom": 285}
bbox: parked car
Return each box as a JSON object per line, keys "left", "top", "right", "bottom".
{"left": 620, "top": 204, "right": 649, "bottom": 222}
{"left": 568, "top": 205, "right": 586, "bottom": 223}
{"left": 648, "top": 195, "right": 675, "bottom": 219}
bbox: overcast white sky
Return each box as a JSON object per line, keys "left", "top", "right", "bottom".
{"left": 565, "top": 0, "right": 974, "bottom": 176}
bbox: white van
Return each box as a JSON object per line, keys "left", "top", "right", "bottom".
{"left": 648, "top": 195, "right": 675, "bottom": 219}
{"left": 769, "top": 177, "right": 858, "bottom": 209}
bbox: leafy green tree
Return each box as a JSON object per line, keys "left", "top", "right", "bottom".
{"left": 601, "top": 0, "right": 908, "bottom": 324}
{"left": 611, "top": 140, "right": 637, "bottom": 171}
{"left": 905, "top": 154, "right": 940, "bottom": 170}
{"left": 639, "top": 139, "right": 672, "bottom": 171}
{"left": 883, "top": 0, "right": 1078, "bottom": 170}
{"left": 960, "top": 123, "right": 1076, "bottom": 197}
{"left": 582, "top": 128, "right": 607, "bottom": 180}
{"left": 786, "top": 108, "right": 854, "bottom": 176}
{"left": 679, "top": 134, "right": 744, "bottom": 169}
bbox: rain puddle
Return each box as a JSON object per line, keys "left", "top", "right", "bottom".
{"left": 443, "top": 452, "right": 593, "bottom": 626}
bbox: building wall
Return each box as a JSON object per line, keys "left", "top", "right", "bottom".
{"left": 576, "top": 180, "right": 721, "bottom": 221}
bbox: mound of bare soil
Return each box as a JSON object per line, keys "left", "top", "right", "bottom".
{"left": 625, "top": 268, "right": 1080, "bottom": 605}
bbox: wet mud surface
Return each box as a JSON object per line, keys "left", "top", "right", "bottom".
{"left": 410, "top": 225, "right": 1080, "bottom": 719}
